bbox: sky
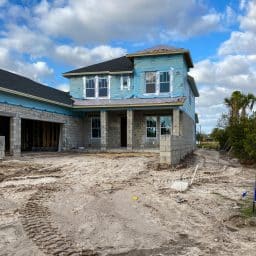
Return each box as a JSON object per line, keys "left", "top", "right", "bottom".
{"left": 0, "top": 0, "right": 256, "bottom": 133}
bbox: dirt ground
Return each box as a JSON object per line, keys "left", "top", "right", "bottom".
{"left": 0, "top": 149, "right": 255, "bottom": 256}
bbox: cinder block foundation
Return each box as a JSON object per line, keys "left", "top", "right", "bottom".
{"left": 160, "top": 111, "right": 195, "bottom": 165}
{"left": 0, "top": 136, "right": 5, "bottom": 159}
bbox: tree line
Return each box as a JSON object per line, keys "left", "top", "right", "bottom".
{"left": 211, "top": 91, "right": 256, "bottom": 163}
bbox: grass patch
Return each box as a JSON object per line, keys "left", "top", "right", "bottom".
{"left": 198, "top": 141, "right": 219, "bottom": 150}
{"left": 239, "top": 198, "right": 255, "bottom": 218}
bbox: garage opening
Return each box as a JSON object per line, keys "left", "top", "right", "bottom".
{"left": 21, "top": 119, "right": 60, "bottom": 152}
{"left": 0, "top": 116, "right": 10, "bottom": 153}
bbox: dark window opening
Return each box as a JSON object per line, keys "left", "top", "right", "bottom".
{"left": 160, "top": 72, "right": 170, "bottom": 93}
{"left": 145, "top": 72, "right": 156, "bottom": 93}
{"left": 86, "top": 78, "right": 95, "bottom": 97}
{"left": 98, "top": 77, "right": 108, "bottom": 97}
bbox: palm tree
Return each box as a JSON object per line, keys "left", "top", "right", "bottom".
{"left": 224, "top": 91, "right": 244, "bottom": 122}
{"left": 241, "top": 93, "right": 256, "bottom": 118}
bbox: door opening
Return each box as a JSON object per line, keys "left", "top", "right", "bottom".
{"left": 0, "top": 116, "right": 10, "bottom": 153}
{"left": 120, "top": 116, "right": 127, "bottom": 147}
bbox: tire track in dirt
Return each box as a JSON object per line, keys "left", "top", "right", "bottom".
{"left": 19, "top": 186, "right": 98, "bottom": 256}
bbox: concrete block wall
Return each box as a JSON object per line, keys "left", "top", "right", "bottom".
{"left": 83, "top": 113, "right": 101, "bottom": 149}
{"left": 0, "top": 136, "right": 5, "bottom": 159}
{"left": 10, "top": 117, "right": 21, "bottom": 156}
{"left": 108, "top": 112, "right": 121, "bottom": 148}
{"left": 127, "top": 110, "right": 133, "bottom": 150}
{"left": 100, "top": 111, "right": 108, "bottom": 151}
{"left": 160, "top": 111, "right": 195, "bottom": 165}
{"left": 133, "top": 111, "right": 160, "bottom": 149}
{"left": 0, "top": 102, "right": 84, "bottom": 155}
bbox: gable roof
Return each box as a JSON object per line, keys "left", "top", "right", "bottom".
{"left": 0, "top": 69, "right": 73, "bottom": 106}
{"left": 63, "top": 56, "right": 133, "bottom": 77}
{"left": 126, "top": 45, "right": 193, "bottom": 68}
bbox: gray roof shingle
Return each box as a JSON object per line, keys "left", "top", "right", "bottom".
{"left": 63, "top": 56, "right": 133, "bottom": 77}
{"left": 0, "top": 69, "right": 73, "bottom": 106}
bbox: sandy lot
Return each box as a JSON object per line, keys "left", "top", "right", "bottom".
{"left": 0, "top": 149, "right": 255, "bottom": 256}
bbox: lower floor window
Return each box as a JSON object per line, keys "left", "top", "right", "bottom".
{"left": 160, "top": 116, "right": 171, "bottom": 135}
{"left": 146, "top": 116, "right": 157, "bottom": 137}
{"left": 91, "top": 117, "right": 101, "bottom": 138}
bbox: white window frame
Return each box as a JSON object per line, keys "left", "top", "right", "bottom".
{"left": 146, "top": 116, "right": 157, "bottom": 138}
{"left": 160, "top": 116, "right": 172, "bottom": 135}
{"left": 85, "top": 77, "right": 96, "bottom": 98}
{"left": 144, "top": 69, "right": 174, "bottom": 95}
{"left": 98, "top": 76, "right": 108, "bottom": 98}
{"left": 120, "top": 76, "right": 130, "bottom": 90}
{"left": 145, "top": 71, "right": 157, "bottom": 94}
{"left": 91, "top": 117, "right": 101, "bottom": 139}
{"left": 84, "top": 75, "right": 111, "bottom": 99}
{"left": 159, "top": 71, "right": 170, "bottom": 93}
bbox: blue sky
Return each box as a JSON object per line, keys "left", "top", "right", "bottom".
{"left": 0, "top": 0, "right": 256, "bottom": 133}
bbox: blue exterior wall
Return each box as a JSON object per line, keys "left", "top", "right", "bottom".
{"left": 180, "top": 79, "right": 195, "bottom": 120}
{"left": 67, "top": 53, "right": 196, "bottom": 120}
{"left": 69, "top": 77, "right": 84, "bottom": 99}
{"left": 110, "top": 75, "right": 134, "bottom": 99}
{"left": 133, "top": 54, "right": 187, "bottom": 98}
{"left": 0, "top": 91, "right": 76, "bottom": 116}
{"left": 68, "top": 54, "right": 189, "bottom": 100}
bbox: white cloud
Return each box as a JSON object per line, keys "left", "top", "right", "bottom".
{"left": 191, "top": 54, "right": 256, "bottom": 93}
{"left": 0, "top": 0, "right": 6, "bottom": 6}
{"left": 0, "top": 24, "right": 52, "bottom": 58}
{"left": 54, "top": 45, "right": 126, "bottom": 67}
{"left": 0, "top": 47, "right": 53, "bottom": 82}
{"left": 218, "top": 31, "right": 256, "bottom": 55}
{"left": 192, "top": 0, "right": 256, "bottom": 133}
{"left": 239, "top": 0, "right": 256, "bottom": 33}
{"left": 224, "top": 5, "right": 237, "bottom": 25}
{"left": 35, "top": 0, "right": 223, "bottom": 43}
{"left": 239, "top": 0, "right": 247, "bottom": 10}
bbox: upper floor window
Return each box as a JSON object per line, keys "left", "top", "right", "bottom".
{"left": 145, "top": 72, "right": 156, "bottom": 93}
{"left": 145, "top": 71, "right": 171, "bottom": 94}
{"left": 160, "top": 72, "right": 170, "bottom": 93}
{"left": 86, "top": 78, "right": 95, "bottom": 97}
{"left": 98, "top": 77, "right": 108, "bottom": 97}
{"left": 121, "top": 76, "right": 130, "bottom": 90}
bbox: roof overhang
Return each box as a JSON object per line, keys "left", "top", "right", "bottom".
{"left": 72, "top": 97, "right": 185, "bottom": 110}
{"left": 187, "top": 75, "right": 199, "bottom": 97}
{"left": 195, "top": 113, "right": 199, "bottom": 123}
{"left": 63, "top": 70, "right": 133, "bottom": 78}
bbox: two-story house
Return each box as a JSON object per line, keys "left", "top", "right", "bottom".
{"left": 0, "top": 46, "right": 199, "bottom": 164}
{"left": 63, "top": 45, "right": 199, "bottom": 152}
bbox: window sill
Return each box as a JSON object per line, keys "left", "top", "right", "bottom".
{"left": 84, "top": 97, "right": 109, "bottom": 99}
